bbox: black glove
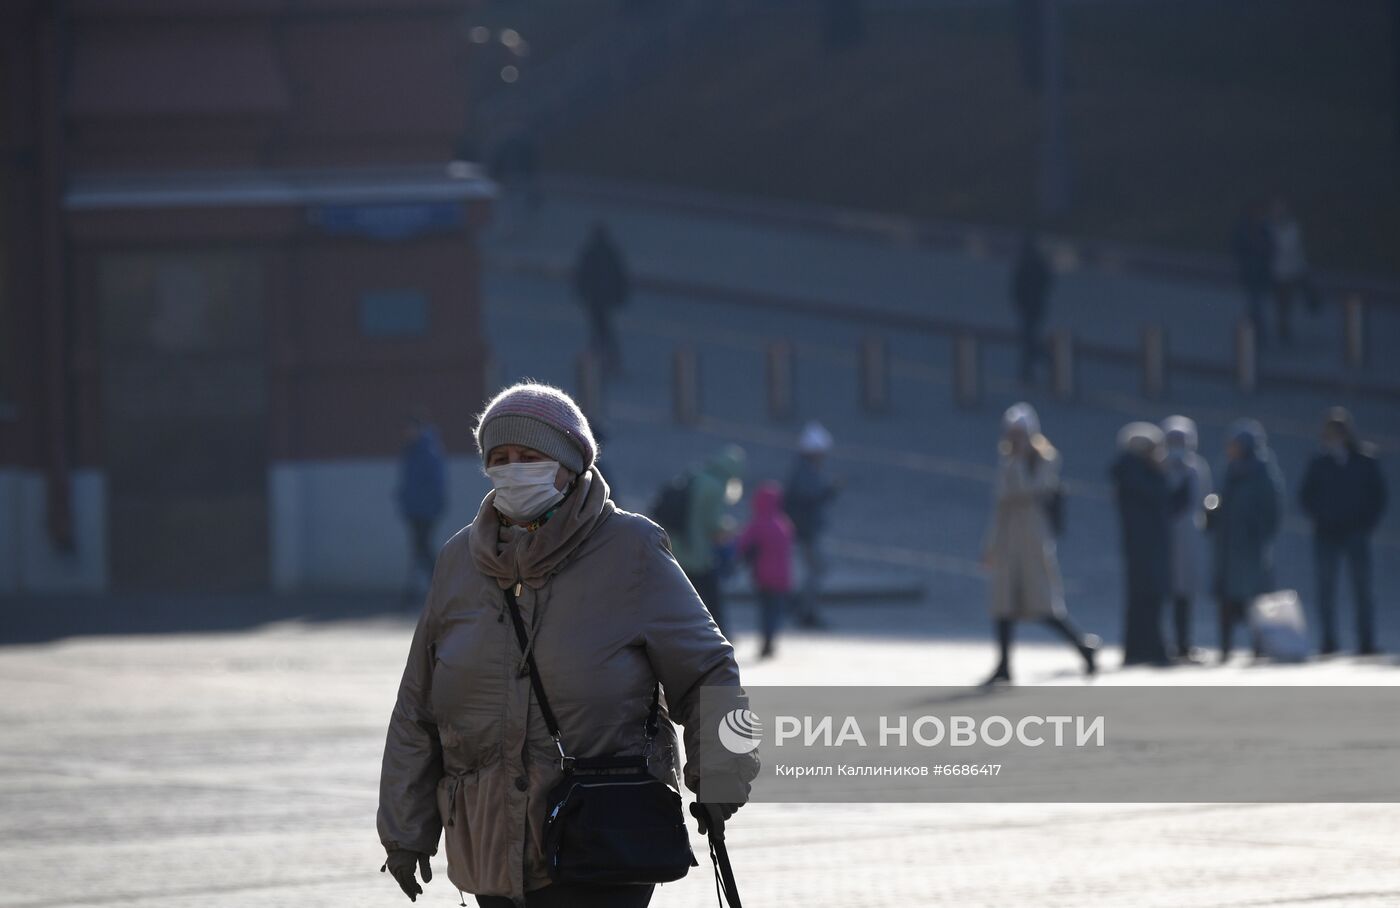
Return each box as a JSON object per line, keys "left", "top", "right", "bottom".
{"left": 690, "top": 800, "right": 741, "bottom": 837}
{"left": 381, "top": 849, "right": 432, "bottom": 902}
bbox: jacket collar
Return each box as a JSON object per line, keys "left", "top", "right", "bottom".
{"left": 468, "top": 465, "right": 615, "bottom": 589}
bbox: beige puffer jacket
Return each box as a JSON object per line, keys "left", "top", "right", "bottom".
{"left": 377, "top": 468, "right": 755, "bottom": 904}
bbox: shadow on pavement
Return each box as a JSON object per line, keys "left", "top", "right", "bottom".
{"left": 0, "top": 593, "right": 415, "bottom": 646}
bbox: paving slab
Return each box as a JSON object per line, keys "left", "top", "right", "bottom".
{"left": 1, "top": 614, "right": 1397, "bottom": 908}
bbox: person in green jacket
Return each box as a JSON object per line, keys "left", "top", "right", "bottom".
{"left": 672, "top": 446, "right": 746, "bottom": 636}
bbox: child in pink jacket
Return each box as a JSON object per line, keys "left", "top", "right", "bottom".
{"left": 735, "top": 482, "right": 796, "bottom": 657}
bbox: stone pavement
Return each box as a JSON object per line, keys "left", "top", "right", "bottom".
{"left": 2, "top": 610, "right": 1398, "bottom": 908}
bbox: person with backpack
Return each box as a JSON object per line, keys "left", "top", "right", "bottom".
{"left": 981, "top": 403, "right": 1098, "bottom": 684}
{"left": 1110, "top": 422, "right": 1178, "bottom": 667}
{"left": 377, "top": 383, "right": 756, "bottom": 907}
{"left": 666, "top": 446, "right": 746, "bottom": 637}
{"left": 784, "top": 422, "right": 840, "bottom": 629}
{"left": 734, "top": 482, "right": 796, "bottom": 658}
{"left": 1299, "top": 407, "right": 1388, "bottom": 655}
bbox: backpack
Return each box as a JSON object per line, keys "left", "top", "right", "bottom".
{"left": 650, "top": 474, "right": 693, "bottom": 537}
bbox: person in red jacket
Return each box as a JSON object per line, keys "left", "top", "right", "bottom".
{"left": 735, "top": 482, "right": 796, "bottom": 658}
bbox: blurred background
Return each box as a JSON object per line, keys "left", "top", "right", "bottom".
{"left": 3, "top": 0, "right": 1400, "bottom": 905}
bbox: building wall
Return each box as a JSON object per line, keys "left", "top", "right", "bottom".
{"left": 0, "top": 469, "right": 107, "bottom": 594}
{"left": 269, "top": 456, "right": 490, "bottom": 592}
{"left": 2, "top": 0, "right": 496, "bottom": 594}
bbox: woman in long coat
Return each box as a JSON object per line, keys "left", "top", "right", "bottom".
{"left": 981, "top": 403, "right": 1099, "bottom": 683}
{"left": 1211, "top": 419, "right": 1285, "bottom": 660}
{"left": 377, "top": 383, "right": 757, "bottom": 907}
{"left": 1160, "top": 416, "right": 1212, "bottom": 659}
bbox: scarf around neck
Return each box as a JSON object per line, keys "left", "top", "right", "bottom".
{"left": 468, "top": 465, "right": 615, "bottom": 589}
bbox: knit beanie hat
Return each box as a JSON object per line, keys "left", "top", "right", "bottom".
{"left": 474, "top": 382, "right": 597, "bottom": 474}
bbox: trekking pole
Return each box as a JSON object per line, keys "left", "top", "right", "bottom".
{"left": 689, "top": 803, "right": 742, "bottom": 908}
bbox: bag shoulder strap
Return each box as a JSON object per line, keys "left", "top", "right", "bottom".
{"left": 502, "top": 584, "right": 660, "bottom": 770}
{"left": 503, "top": 584, "right": 567, "bottom": 764}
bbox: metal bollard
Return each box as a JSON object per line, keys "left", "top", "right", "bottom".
{"left": 859, "top": 335, "right": 890, "bottom": 414}
{"left": 673, "top": 346, "right": 700, "bottom": 425}
{"left": 1142, "top": 324, "right": 1167, "bottom": 400}
{"left": 1050, "top": 330, "right": 1075, "bottom": 400}
{"left": 575, "top": 350, "right": 603, "bottom": 423}
{"left": 766, "top": 339, "right": 796, "bottom": 421}
{"left": 953, "top": 333, "right": 980, "bottom": 408}
{"left": 1234, "top": 319, "right": 1257, "bottom": 394}
{"left": 1344, "top": 294, "right": 1367, "bottom": 369}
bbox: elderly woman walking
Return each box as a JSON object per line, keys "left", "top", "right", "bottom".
{"left": 981, "top": 403, "right": 1099, "bottom": 684}
{"left": 377, "top": 382, "right": 757, "bottom": 907}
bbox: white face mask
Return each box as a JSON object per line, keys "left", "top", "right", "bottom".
{"left": 486, "top": 460, "right": 566, "bottom": 522}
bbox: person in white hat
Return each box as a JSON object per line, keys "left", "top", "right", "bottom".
{"left": 981, "top": 403, "right": 1099, "bottom": 683}
{"left": 784, "top": 422, "right": 840, "bottom": 628}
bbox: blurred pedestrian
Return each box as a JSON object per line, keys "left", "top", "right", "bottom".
{"left": 1160, "top": 416, "right": 1212, "bottom": 660}
{"left": 981, "top": 403, "right": 1098, "bottom": 684}
{"left": 572, "top": 222, "right": 630, "bottom": 377}
{"left": 397, "top": 415, "right": 447, "bottom": 604}
{"left": 1208, "top": 419, "right": 1285, "bottom": 660}
{"left": 377, "top": 383, "right": 754, "bottom": 907}
{"left": 735, "top": 481, "right": 796, "bottom": 658}
{"left": 784, "top": 421, "right": 840, "bottom": 628}
{"left": 1109, "top": 423, "right": 1177, "bottom": 666}
{"left": 672, "top": 445, "right": 746, "bottom": 636}
{"left": 1231, "top": 200, "right": 1274, "bottom": 344}
{"left": 1011, "top": 231, "right": 1053, "bottom": 383}
{"left": 1267, "top": 199, "right": 1318, "bottom": 345}
{"left": 1299, "top": 407, "right": 1388, "bottom": 655}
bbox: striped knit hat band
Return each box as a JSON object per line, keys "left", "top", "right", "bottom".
{"left": 474, "top": 383, "right": 597, "bottom": 474}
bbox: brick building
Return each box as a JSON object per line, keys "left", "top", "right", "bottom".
{"left": 1, "top": 0, "right": 496, "bottom": 594}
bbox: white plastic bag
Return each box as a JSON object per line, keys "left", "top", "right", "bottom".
{"left": 1248, "top": 590, "right": 1311, "bottom": 662}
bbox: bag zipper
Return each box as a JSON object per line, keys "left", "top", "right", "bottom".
{"left": 546, "top": 779, "right": 663, "bottom": 825}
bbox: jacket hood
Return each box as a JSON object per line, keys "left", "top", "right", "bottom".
{"left": 798, "top": 422, "right": 834, "bottom": 454}
{"left": 1002, "top": 402, "right": 1040, "bottom": 437}
{"left": 1229, "top": 418, "right": 1268, "bottom": 460}
{"left": 706, "top": 445, "right": 747, "bottom": 480}
{"left": 749, "top": 482, "right": 784, "bottom": 519}
{"left": 1161, "top": 415, "right": 1198, "bottom": 452}
{"left": 1118, "top": 421, "right": 1164, "bottom": 457}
